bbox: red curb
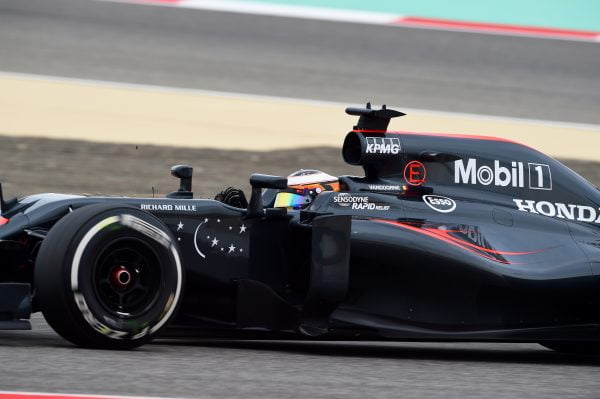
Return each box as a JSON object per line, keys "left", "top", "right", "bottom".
{"left": 393, "top": 16, "right": 600, "bottom": 40}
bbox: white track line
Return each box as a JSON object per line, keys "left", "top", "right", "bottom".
{"left": 102, "top": 0, "right": 399, "bottom": 24}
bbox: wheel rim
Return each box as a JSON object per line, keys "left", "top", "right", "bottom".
{"left": 93, "top": 238, "right": 163, "bottom": 318}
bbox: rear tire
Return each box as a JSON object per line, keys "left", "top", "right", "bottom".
{"left": 540, "top": 342, "right": 600, "bottom": 355}
{"left": 35, "top": 204, "right": 183, "bottom": 349}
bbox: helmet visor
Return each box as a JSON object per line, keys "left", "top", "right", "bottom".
{"left": 274, "top": 192, "right": 312, "bottom": 209}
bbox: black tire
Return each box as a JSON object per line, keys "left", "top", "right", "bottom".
{"left": 35, "top": 204, "right": 184, "bottom": 349}
{"left": 540, "top": 342, "right": 600, "bottom": 355}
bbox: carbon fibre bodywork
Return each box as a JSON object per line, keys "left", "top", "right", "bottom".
{"left": 1, "top": 105, "right": 600, "bottom": 344}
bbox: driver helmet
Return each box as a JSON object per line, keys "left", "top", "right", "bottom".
{"left": 274, "top": 169, "right": 340, "bottom": 210}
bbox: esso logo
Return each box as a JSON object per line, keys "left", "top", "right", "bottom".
{"left": 423, "top": 195, "right": 457, "bottom": 213}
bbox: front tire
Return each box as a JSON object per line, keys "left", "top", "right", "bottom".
{"left": 35, "top": 204, "right": 183, "bottom": 349}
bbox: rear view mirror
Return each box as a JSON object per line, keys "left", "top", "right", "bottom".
{"left": 167, "top": 165, "right": 193, "bottom": 199}
{"left": 250, "top": 174, "right": 288, "bottom": 190}
{"left": 246, "top": 174, "right": 288, "bottom": 218}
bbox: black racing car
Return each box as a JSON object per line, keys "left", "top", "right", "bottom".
{"left": 2, "top": 104, "right": 600, "bottom": 355}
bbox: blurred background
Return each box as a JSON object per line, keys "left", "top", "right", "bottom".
{"left": 1, "top": 1, "right": 600, "bottom": 398}
{"left": 0, "top": 0, "right": 599, "bottom": 199}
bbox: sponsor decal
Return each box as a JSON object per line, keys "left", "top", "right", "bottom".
{"left": 333, "top": 193, "right": 391, "bottom": 211}
{"left": 528, "top": 163, "right": 552, "bottom": 190}
{"left": 457, "top": 224, "right": 486, "bottom": 248}
{"left": 120, "top": 214, "right": 171, "bottom": 249}
{"left": 350, "top": 203, "right": 391, "bottom": 211}
{"left": 333, "top": 194, "right": 368, "bottom": 207}
{"left": 374, "top": 219, "right": 541, "bottom": 265}
{"left": 140, "top": 203, "right": 197, "bottom": 212}
{"left": 423, "top": 195, "right": 457, "bottom": 213}
{"left": 368, "top": 184, "right": 402, "bottom": 191}
{"left": 513, "top": 199, "right": 600, "bottom": 224}
{"left": 454, "top": 159, "right": 552, "bottom": 190}
{"left": 365, "top": 137, "right": 401, "bottom": 155}
{"left": 404, "top": 161, "right": 427, "bottom": 186}
{"left": 73, "top": 292, "right": 128, "bottom": 340}
{"left": 192, "top": 217, "right": 248, "bottom": 259}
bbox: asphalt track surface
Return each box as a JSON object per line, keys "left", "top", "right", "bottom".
{"left": 1, "top": 1, "right": 600, "bottom": 398}
{"left": 0, "top": 0, "right": 600, "bottom": 124}
{"left": 0, "top": 314, "right": 599, "bottom": 398}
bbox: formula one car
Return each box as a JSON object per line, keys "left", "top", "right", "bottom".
{"left": 2, "top": 104, "right": 600, "bottom": 355}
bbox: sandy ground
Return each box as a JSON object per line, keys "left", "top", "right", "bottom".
{"left": 0, "top": 135, "right": 597, "bottom": 200}
{"left": 2, "top": 74, "right": 600, "bottom": 160}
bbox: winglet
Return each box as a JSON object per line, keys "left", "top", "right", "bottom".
{"left": 345, "top": 103, "right": 405, "bottom": 131}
